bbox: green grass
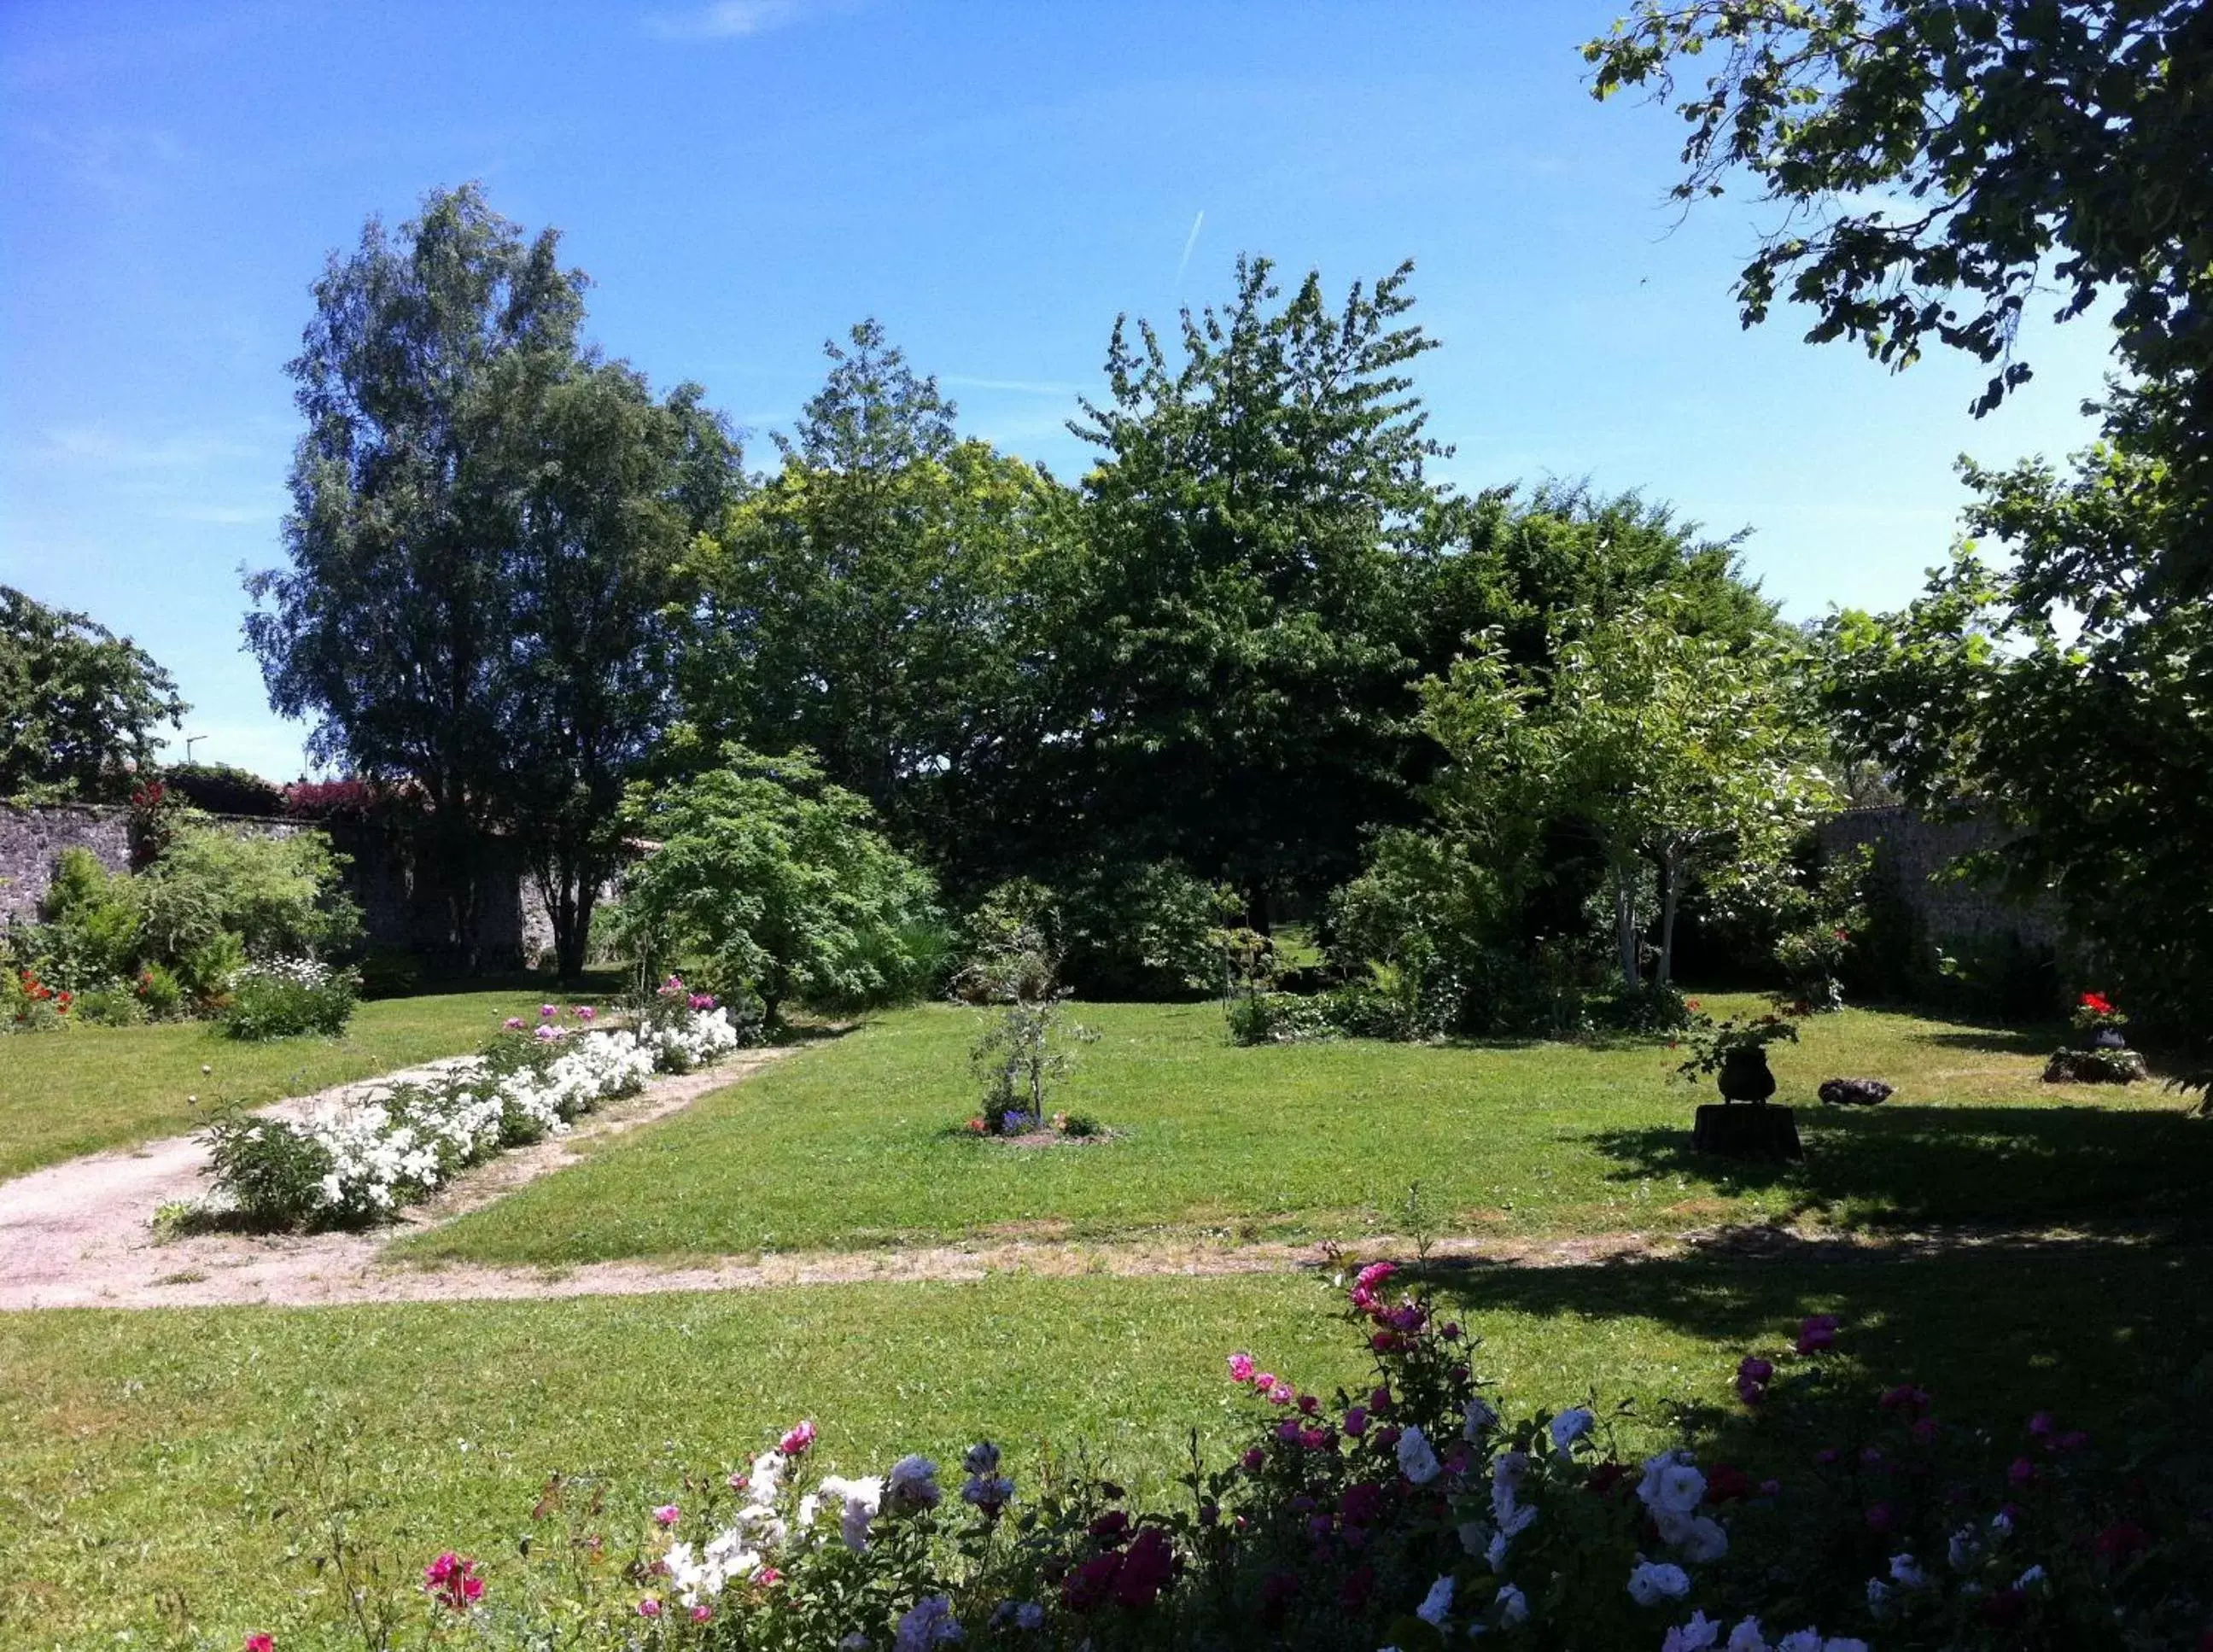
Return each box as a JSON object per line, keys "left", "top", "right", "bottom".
{"left": 401, "top": 998, "right": 2210, "bottom": 1266}
{"left": 0, "top": 989, "right": 580, "bottom": 1178}
{"left": 6, "top": 1233, "right": 2204, "bottom": 1649}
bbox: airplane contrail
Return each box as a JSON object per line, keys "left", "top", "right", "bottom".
{"left": 1176, "top": 210, "right": 1205, "bottom": 283}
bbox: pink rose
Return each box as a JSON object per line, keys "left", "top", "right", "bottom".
{"left": 778, "top": 1419, "right": 816, "bottom": 1456}
{"left": 652, "top": 1503, "right": 680, "bottom": 1526}
{"left": 637, "top": 1598, "right": 662, "bottom": 1619}
{"left": 1227, "top": 1353, "right": 1255, "bottom": 1383}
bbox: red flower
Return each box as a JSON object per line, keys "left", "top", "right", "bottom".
{"left": 1112, "top": 1526, "right": 1175, "bottom": 1608}
{"left": 2080, "top": 991, "right": 2115, "bottom": 1015}
{"left": 243, "top": 1637, "right": 274, "bottom": 1652}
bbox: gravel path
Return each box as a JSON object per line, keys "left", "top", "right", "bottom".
{"left": 0, "top": 1048, "right": 794, "bottom": 1311}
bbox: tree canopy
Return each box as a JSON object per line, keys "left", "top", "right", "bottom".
{"left": 248, "top": 184, "right": 739, "bottom": 973}
{"left": 1, "top": 586, "right": 185, "bottom": 803}
{"left": 1586, "top": 0, "right": 2213, "bottom": 595}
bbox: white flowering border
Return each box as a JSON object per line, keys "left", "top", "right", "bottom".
{"left": 207, "top": 1007, "right": 743, "bottom": 1224}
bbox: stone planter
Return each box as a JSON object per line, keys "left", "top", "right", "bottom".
{"left": 1693, "top": 1103, "right": 1804, "bottom": 1160}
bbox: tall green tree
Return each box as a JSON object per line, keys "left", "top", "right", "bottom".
{"left": 247, "top": 184, "right": 738, "bottom": 973}
{"left": 1585, "top": 0, "right": 2213, "bottom": 595}
{"left": 1425, "top": 604, "right": 1832, "bottom": 990}
{"left": 1060, "top": 256, "right": 1450, "bottom": 917}
{"left": 1, "top": 587, "right": 186, "bottom": 802}
{"left": 678, "top": 322, "right": 1078, "bottom": 873}
{"left": 488, "top": 359, "right": 739, "bottom": 978}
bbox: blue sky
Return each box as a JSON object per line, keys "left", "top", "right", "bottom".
{"left": 0, "top": 0, "right": 2120, "bottom": 779}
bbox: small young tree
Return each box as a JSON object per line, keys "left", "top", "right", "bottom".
{"left": 616, "top": 743, "right": 935, "bottom": 1026}
{"left": 955, "top": 911, "right": 1095, "bottom": 1132}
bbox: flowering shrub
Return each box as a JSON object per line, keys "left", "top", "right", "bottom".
{"left": 3, "top": 965, "right": 72, "bottom": 1032}
{"left": 219, "top": 955, "right": 359, "bottom": 1040}
{"left": 260, "top": 1267, "right": 2209, "bottom": 1649}
{"left": 2045, "top": 992, "right": 2149, "bottom": 1084}
{"left": 197, "top": 1005, "right": 737, "bottom": 1229}
{"left": 636, "top": 974, "right": 756, "bottom": 1071}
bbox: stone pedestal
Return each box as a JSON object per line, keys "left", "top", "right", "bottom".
{"left": 1693, "top": 1103, "right": 1803, "bottom": 1160}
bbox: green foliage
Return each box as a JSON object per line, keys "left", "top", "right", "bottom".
{"left": 132, "top": 962, "right": 184, "bottom": 1018}
{"left": 1424, "top": 603, "right": 1833, "bottom": 993}
{"left": 0, "top": 585, "right": 185, "bottom": 801}
{"left": 201, "top": 1108, "right": 336, "bottom": 1229}
{"left": 219, "top": 962, "right": 359, "bottom": 1042}
{"left": 1583, "top": 1, "right": 2212, "bottom": 475}
{"left": 1057, "top": 257, "right": 1449, "bottom": 908}
{"left": 135, "top": 824, "right": 361, "bottom": 982}
{"left": 618, "top": 743, "right": 937, "bottom": 1021}
{"left": 30, "top": 846, "right": 143, "bottom": 989}
{"left": 71, "top": 984, "right": 146, "bottom": 1028}
{"left": 157, "top": 762, "right": 285, "bottom": 816}
{"left": 679, "top": 321, "right": 1079, "bottom": 867}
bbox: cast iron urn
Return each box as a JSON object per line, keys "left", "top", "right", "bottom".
{"left": 1716, "top": 1046, "right": 1778, "bottom": 1104}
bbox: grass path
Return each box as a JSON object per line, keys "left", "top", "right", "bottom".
{"left": 0, "top": 987, "right": 579, "bottom": 1178}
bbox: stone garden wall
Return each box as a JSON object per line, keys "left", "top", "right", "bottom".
{"left": 0, "top": 802, "right": 550, "bottom": 972}
{"left": 1816, "top": 803, "right": 2060, "bottom": 950}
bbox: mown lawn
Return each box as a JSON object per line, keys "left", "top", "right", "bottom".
{"left": 400, "top": 997, "right": 2210, "bottom": 1266}
{"left": 4, "top": 1235, "right": 2204, "bottom": 1649}
{"left": 0, "top": 989, "right": 575, "bottom": 1178}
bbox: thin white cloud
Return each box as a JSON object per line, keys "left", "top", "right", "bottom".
{"left": 1176, "top": 210, "right": 1206, "bottom": 283}
{"left": 645, "top": 0, "right": 824, "bottom": 40}
{"left": 38, "top": 425, "right": 270, "bottom": 469}
{"left": 943, "top": 375, "right": 1084, "bottom": 397}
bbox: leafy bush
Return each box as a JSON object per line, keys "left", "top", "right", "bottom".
{"left": 158, "top": 761, "right": 286, "bottom": 816}
{"left": 964, "top": 928, "right": 1096, "bottom": 1130}
{"left": 133, "top": 961, "right": 184, "bottom": 1017}
{"left": 618, "top": 744, "right": 937, "bottom": 1024}
{"left": 201, "top": 1109, "right": 339, "bottom": 1229}
{"left": 72, "top": 983, "right": 147, "bottom": 1026}
{"left": 26, "top": 846, "right": 143, "bottom": 989}
{"left": 219, "top": 958, "right": 359, "bottom": 1041}
{"left": 136, "top": 821, "right": 361, "bottom": 973}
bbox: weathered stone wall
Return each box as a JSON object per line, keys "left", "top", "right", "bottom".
{"left": 0, "top": 803, "right": 532, "bottom": 972}
{"left": 1816, "top": 804, "right": 2059, "bottom": 949}
{"left": 1, "top": 803, "right": 137, "bottom": 919}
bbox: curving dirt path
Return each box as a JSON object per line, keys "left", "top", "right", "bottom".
{"left": 0, "top": 1048, "right": 796, "bottom": 1311}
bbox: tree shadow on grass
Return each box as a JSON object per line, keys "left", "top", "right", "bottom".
{"left": 1416, "top": 1223, "right": 2213, "bottom": 1427}
{"left": 1584, "top": 1103, "right": 2213, "bottom": 1229}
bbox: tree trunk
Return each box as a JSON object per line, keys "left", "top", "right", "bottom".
{"left": 1614, "top": 870, "right": 1640, "bottom": 990}
{"left": 553, "top": 878, "right": 594, "bottom": 984}
{"left": 1655, "top": 849, "right": 1681, "bottom": 989}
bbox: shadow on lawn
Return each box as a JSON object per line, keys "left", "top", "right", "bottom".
{"left": 1421, "top": 1223, "right": 2213, "bottom": 1426}
{"left": 1584, "top": 1102, "right": 2213, "bottom": 1229}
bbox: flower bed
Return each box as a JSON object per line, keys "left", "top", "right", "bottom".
{"left": 233, "top": 1260, "right": 2210, "bottom": 1649}
{"left": 197, "top": 1002, "right": 744, "bottom": 1229}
